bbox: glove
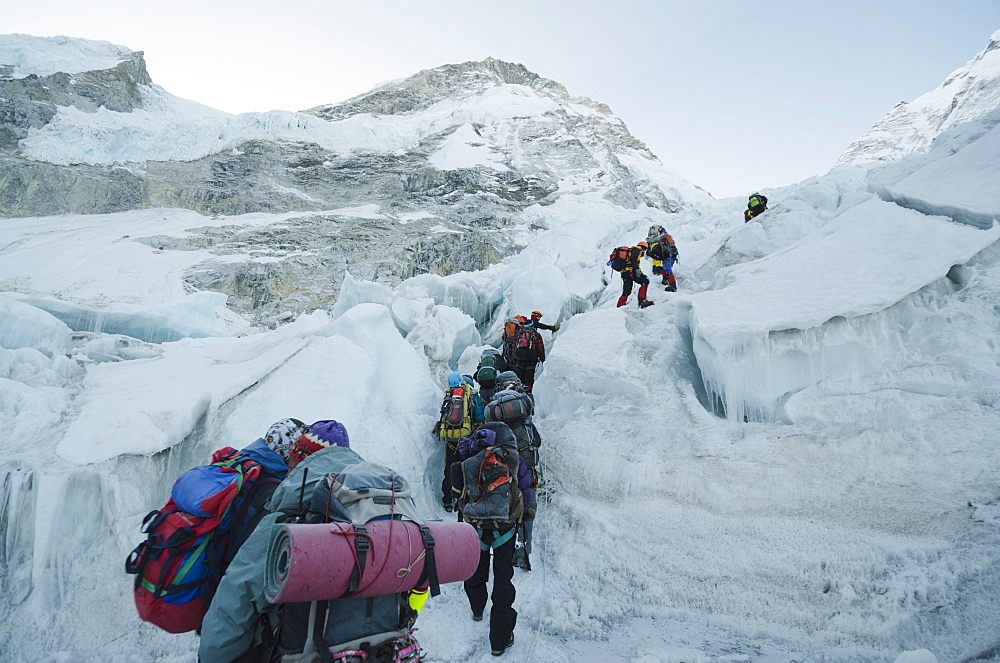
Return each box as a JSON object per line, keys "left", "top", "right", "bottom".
{"left": 552, "top": 323, "right": 561, "bottom": 332}
{"left": 521, "top": 507, "right": 536, "bottom": 523}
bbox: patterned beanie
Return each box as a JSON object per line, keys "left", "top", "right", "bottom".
{"left": 288, "top": 419, "right": 350, "bottom": 464}
{"left": 264, "top": 418, "right": 305, "bottom": 461}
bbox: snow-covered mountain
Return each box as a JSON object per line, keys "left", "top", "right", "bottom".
{"left": 837, "top": 29, "right": 1000, "bottom": 166}
{"left": 1, "top": 34, "right": 708, "bottom": 327}
{"left": 1, "top": 31, "right": 1000, "bottom": 663}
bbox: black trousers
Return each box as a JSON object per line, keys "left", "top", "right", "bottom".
{"left": 511, "top": 362, "right": 537, "bottom": 391}
{"left": 465, "top": 529, "right": 517, "bottom": 651}
{"left": 441, "top": 442, "right": 460, "bottom": 503}
{"left": 621, "top": 268, "right": 649, "bottom": 296}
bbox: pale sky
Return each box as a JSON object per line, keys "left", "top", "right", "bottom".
{"left": 8, "top": 0, "right": 1000, "bottom": 198}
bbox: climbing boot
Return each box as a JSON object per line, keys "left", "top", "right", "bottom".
{"left": 491, "top": 634, "right": 514, "bottom": 656}
{"left": 616, "top": 296, "right": 628, "bottom": 308}
{"left": 639, "top": 299, "right": 655, "bottom": 308}
{"left": 664, "top": 283, "right": 677, "bottom": 292}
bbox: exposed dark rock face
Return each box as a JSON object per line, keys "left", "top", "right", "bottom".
{"left": 0, "top": 53, "right": 150, "bottom": 153}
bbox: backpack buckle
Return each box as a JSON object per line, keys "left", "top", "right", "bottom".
{"left": 419, "top": 526, "right": 435, "bottom": 550}
{"left": 353, "top": 525, "right": 371, "bottom": 552}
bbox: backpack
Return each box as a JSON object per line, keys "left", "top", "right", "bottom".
{"left": 511, "top": 327, "right": 539, "bottom": 364}
{"left": 494, "top": 371, "right": 523, "bottom": 393}
{"left": 457, "top": 440, "right": 524, "bottom": 525}
{"left": 501, "top": 318, "right": 524, "bottom": 363}
{"left": 649, "top": 237, "right": 678, "bottom": 261}
{"left": 483, "top": 392, "right": 537, "bottom": 468}
{"left": 665, "top": 239, "right": 679, "bottom": 260}
{"left": 437, "top": 383, "right": 473, "bottom": 442}
{"left": 476, "top": 348, "right": 501, "bottom": 387}
{"left": 275, "top": 462, "right": 435, "bottom": 660}
{"left": 502, "top": 318, "right": 521, "bottom": 342}
{"left": 646, "top": 225, "right": 667, "bottom": 244}
{"left": 749, "top": 193, "right": 767, "bottom": 209}
{"left": 608, "top": 246, "right": 631, "bottom": 271}
{"left": 125, "top": 447, "right": 262, "bottom": 633}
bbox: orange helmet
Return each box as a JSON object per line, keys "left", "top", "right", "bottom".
{"left": 637, "top": 241, "right": 649, "bottom": 250}
{"left": 531, "top": 310, "right": 542, "bottom": 319}
{"left": 515, "top": 315, "right": 528, "bottom": 324}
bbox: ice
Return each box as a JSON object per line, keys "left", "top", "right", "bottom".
{"left": 0, "top": 294, "right": 72, "bottom": 356}
{"left": 403, "top": 303, "right": 481, "bottom": 375}
{"left": 875, "top": 109, "right": 1000, "bottom": 228}
{"left": 679, "top": 196, "right": 1000, "bottom": 421}
{"left": 0, "top": 33, "right": 133, "bottom": 78}
{"left": 9, "top": 292, "right": 231, "bottom": 343}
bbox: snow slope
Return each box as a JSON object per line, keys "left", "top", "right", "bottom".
{"left": 837, "top": 29, "right": 1000, "bottom": 166}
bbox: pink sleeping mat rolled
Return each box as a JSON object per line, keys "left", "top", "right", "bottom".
{"left": 265, "top": 520, "right": 480, "bottom": 604}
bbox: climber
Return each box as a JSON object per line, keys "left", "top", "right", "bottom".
{"left": 608, "top": 243, "right": 654, "bottom": 309}
{"left": 500, "top": 315, "right": 529, "bottom": 370}
{"left": 506, "top": 323, "right": 546, "bottom": 393}
{"left": 745, "top": 192, "right": 768, "bottom": 222}
{"left": 524, "top": 310, "right": 560, "bottom": 332}
{"left": 647, "top": 231, "right": 679, "bottom": 292}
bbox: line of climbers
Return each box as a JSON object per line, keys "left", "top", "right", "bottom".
{"left": 433, "top": 310, "right": 558, "bottom": 656}
{"left": 607, "top": 224, "right": 680, "bottom": 308}
{"left": 126, "top": 416, "right": 503, "bottom": 661}
{"left": 123, "top": 204, "right": 771, "bottom": 662}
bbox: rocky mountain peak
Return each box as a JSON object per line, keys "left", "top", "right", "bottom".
{"left": 305, "top": 57, "right": 571, "bottom": 121}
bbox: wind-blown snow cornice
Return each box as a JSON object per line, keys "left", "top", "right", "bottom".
{"left": 836, "top": 30, "right": 1000, "bottom": 167}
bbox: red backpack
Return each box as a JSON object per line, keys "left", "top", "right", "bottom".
{"left": 125, "top": 447, "right": 262, "bottom": 633}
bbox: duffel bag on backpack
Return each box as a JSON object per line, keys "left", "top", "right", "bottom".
{"left": 265, "top": 462, "right": 480, "bottom": 661}
{"left": 485, "top": 389, "right": 533, "bottom": 425}
{"left": 125, "top": 447, "right": 262, "bottom": 633}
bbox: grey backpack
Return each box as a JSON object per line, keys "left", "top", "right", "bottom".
{"left": 458, "top": 438, "right": 524, "bottom": 525}
{"left": 276, "top": 462, "right": 432, "bottom": 660}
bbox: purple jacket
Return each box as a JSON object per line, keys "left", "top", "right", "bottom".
{"left": 458, "top": 424, "right": 533, "bottom": 509}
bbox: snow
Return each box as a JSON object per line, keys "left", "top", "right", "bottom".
{"left": 428, "top": 123, "right": 510, "bottom": 171}
{"left": 0, "top": 33, "right": 133, "bottom": 78}
{"left": 20, "top": 82, "right": 562, "bottom": 167}
{"left": 837, "top": 33, "right": 1000, "bottom": 166}
{"left": 878, "top": 110, "right": 1000, "bottom": 227}
{"left": 3, "top": 38, "right": 1000, "bottom": 663}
